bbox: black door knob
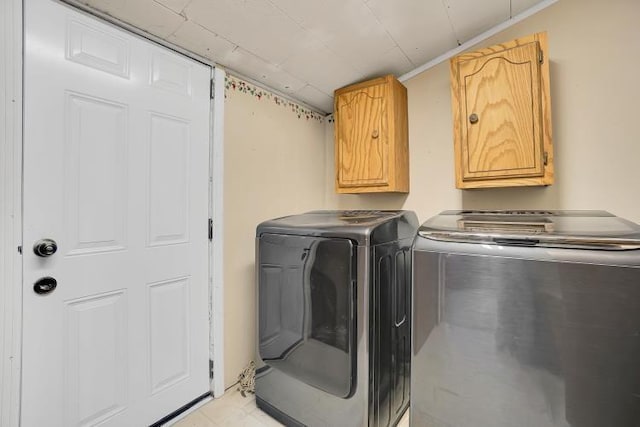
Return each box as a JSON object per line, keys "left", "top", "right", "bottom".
{"left": 33, "top": 239, "right": 57, "bottom": 257}
{"left": 34, "top": 277, "right": 57, "bottom": 295}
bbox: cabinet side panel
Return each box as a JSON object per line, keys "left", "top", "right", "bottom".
{"left": 392, "top": 78, "right": 409, "bottom": 193}
{"left": 334, "top": 95, "right": 340, "bottom": 192}
{"left": 537, "top": 32, "right": 554, "bottom": 185}
{"left": 450, "top": 57, "right": 465, "bottom": 188}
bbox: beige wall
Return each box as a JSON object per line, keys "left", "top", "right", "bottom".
{"left": 223, "top": 82, "right": 326, "bottom": 387}
{"left": 326, "top": 0, "right": 640, "bottom": 225}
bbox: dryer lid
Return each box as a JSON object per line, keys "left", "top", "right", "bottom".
{"left": 257, "top": 210, "right": 419, "bottom": 245}
{"left": 418, "top": 210, "right": 640, "bottom": 250}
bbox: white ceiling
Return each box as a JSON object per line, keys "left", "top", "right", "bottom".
{"left": 78, "top": 0, "right": 546, "bottom": 113}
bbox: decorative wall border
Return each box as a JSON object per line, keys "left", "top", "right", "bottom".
{"left": 224, "top": 75, "right": 326, "bottom": 123}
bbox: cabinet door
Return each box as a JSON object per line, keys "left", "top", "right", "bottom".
{"left": 450, "top": 32, "right": 554, "bottom": 189}
{"left": 335, "top": 83, "right": 388, "bottom": 187}
{"left": 453, "top": 38, "right": 549, "bottom": 185}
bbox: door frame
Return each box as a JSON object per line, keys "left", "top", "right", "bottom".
{"left": 1, "top": 0, "right": 24, "bottom": 425}
{"left": 0, "top": 1, "right": 225, "bottom": 424}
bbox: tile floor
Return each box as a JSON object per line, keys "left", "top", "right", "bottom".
{"left": 170, "top": 387, "right": 410, "bottom": 427}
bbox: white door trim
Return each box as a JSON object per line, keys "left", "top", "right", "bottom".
{"left": 1, "top": 1, "right": 226, "bottom": 424}
{"left": 1, "top": 0, "right": 23, "bottom": 425}
{"left": 210, "top": 67, "right": 226, "bottom": 398}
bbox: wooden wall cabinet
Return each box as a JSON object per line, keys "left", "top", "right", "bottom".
{"left": 450, "top": 32, "right": 553, "bottom": 189}
{"left": 334, "top": 75, "right": 409, "bottom": 194}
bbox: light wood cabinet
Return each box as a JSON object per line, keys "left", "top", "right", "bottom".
{"left": 450, "top": 32, "right": 553, "bottom": 189}
{"left": 334, "top": 75, "right": 409, "bottom": 194}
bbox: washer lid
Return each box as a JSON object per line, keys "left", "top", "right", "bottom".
{"left": 418, "top": 210, "right": 640, "bottom": 250}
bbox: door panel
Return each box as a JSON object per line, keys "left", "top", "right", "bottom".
{"left": 150, "top": 52, "right": 193, "bottom": 96}
{"left": 65, "top": 19, "right": 131, "bottom": 78}
{"left": 65, "top": 93, "right": 128, "bottom": 255}
{"left": 22, "top": 0, "right": 211, "bottom": 425}
{"left": 258, "top": 234, "right": 356, "bottom": 398}
{"left": 64, "top": 291, "right": 128, "bottom": 426}
{"left": 148, "top": 113, "right": 190, "bottom": 246}
{"left": 148, "top": 277, "right": 191, "bottom": 395}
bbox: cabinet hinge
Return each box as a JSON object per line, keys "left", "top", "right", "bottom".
{"left": 543, "top": 151, "right": 549, "bottom": 166}
{"left": 210, "top": 79, "right": 215, "bottom": 99}
{"left": 208, "top": 218, "right": 213, "bottom": 241}
{"left": 538, "top": 49, "right": 544, "bottom": 64}
{"left": 209, "top": 359, "right": 214, "bottom": 379}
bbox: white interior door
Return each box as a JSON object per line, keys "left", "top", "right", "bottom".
{"left": 22, "top": 0, "right": 211, "bottom": 425}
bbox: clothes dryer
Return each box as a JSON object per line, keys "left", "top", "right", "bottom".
{"left": 256, "top": 210, "right": 418, "bottom": 426}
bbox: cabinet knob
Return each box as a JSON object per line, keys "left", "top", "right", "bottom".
{"left": 469, "top": 113, "right": 479, "bottom": 124}
{"left": 371, "top": 129, "right": 379, "bottom": 139}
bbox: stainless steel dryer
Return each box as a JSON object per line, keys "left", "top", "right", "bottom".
{"left": 412, "top": 210, "right": 640, "bottom": 427}
{"left": 255, "top": 210, "right": 418, "bottom": 427}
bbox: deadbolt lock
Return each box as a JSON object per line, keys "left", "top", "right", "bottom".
{"left": 33, "top": 277, "right": 57, "bottom": 295}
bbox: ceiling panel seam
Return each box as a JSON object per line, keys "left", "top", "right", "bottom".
{"left": 158, "top": 0, "right": 193, "bottom": 16}
{"left": 151, "top": 0, "right": 187, "bottom": 17}
{"left": 179, "top": 5, "right": 282, "bottom": 67}
{"left": 361, "top": 0, "right": 414, "bottom": 66}
{"left": 441, "top": 0, "right": 462, "bottom": 46}
{"left": 399, "top": 0, "right": 559, "bottom": 82}
{"left": 262, "top": 0, "right": 315, "bottom": 67}
{"left": 264, "top": 0, "right": 371, "bottom": 78}
{"left": 168, "top": 19, "right": 239, "bottom": 52}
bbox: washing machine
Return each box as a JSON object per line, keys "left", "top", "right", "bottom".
{"left": 411, "top": 210, "right": 640, "bottom": 427}
{"left": 255, "top": 210, "right": 418, "bottom": 426}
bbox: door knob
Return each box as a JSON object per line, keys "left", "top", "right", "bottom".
{"left": 33, "top": 277, "right": 57, "bottom": 295}
{"left": 33, "top": 239, "right": 57, "bottom": 257}
{"left": 469, "top": 113, "right": 479, "bottom": 124}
